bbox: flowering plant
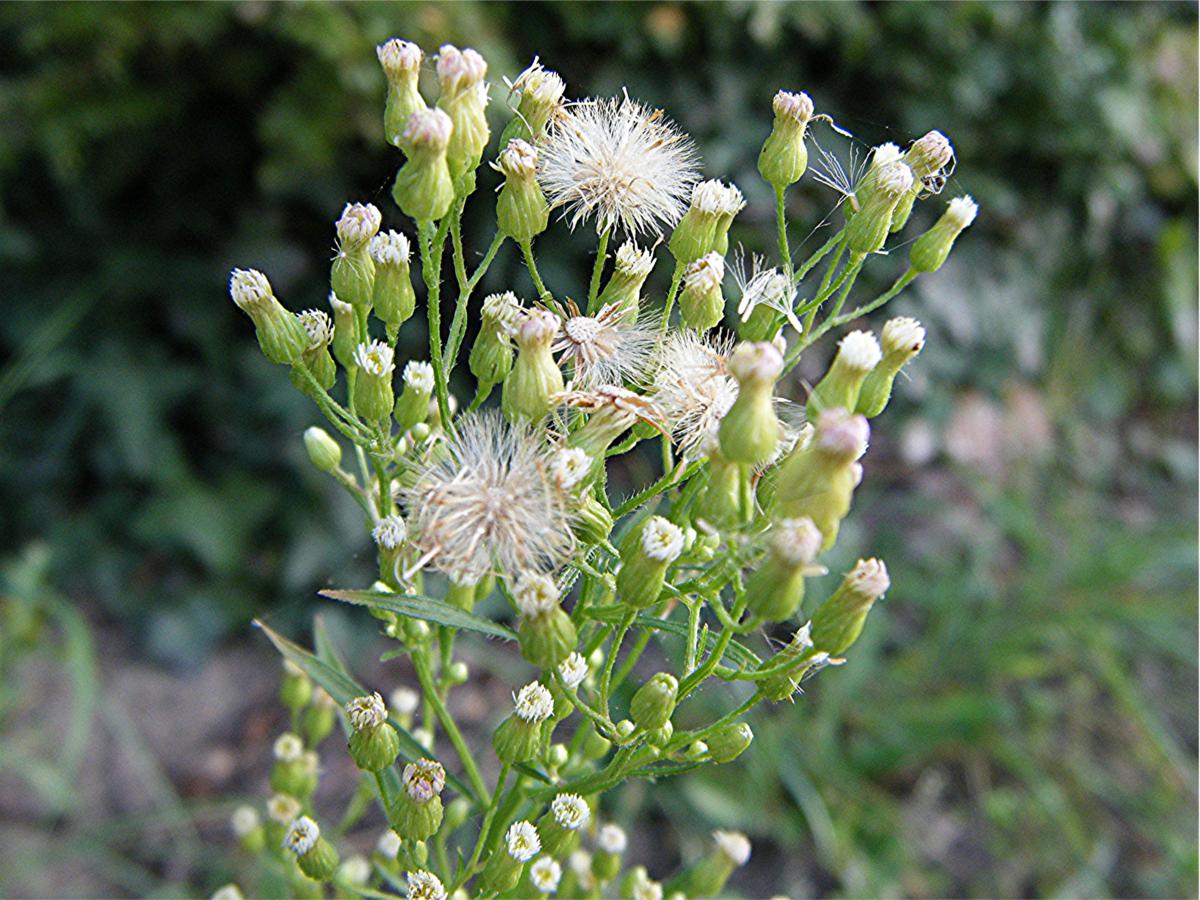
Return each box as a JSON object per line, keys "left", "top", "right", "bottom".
{"left": 221, "top": 38, "right": 973, "bottom": 900}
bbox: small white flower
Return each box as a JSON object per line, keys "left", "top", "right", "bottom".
{"left": 769, "top": 518, "right": 823, "bottom": 567}
{"left": 267, "top": 793, "right": 301, "bottom": 825}
{"left": 230, "top": 805, "right": 260, "bottom": 838}
{"left": 481, "top": 291, "right": 523, "bottom": 337}
{"left": 404, "top": 108, "right": 453, "bottom": 150}
{"left": 498, "top": 139, "right": 539, "bottom": 178}
{"left": 537, "top": 94, "right": 701, "bottom": 236}
{"left": 732, "top": 248, "right": 802, "bottom": 333}
{"left": 684, "top": 252, "right": 725, "bottom": 294}
{"left": 372, "top": 514, "right": 408, "bottom": 550}
{"left": 377, "top": 828, "right": 403, "bottom": 859}
{"left": 377, "top": 39, "right": 422, "bottom": 77}
{"left": 346, "top": 692, "right": 388, "bottom": 731}
{"left": 296, "top": 309, "right": 333, "bottom": 349}
{"left": 947, "top": 195, "right": 978, "bottom": 228}
{"left": 404, "top": 360, "right": 436, "bottom": 394}
{"left": 874, "top": 158, "right": 915, "bottom": 199}
{"left": 402, "top": 758, "right": 446, "bottom": 803}
{"left": 551, "top": 447, "right": 592, "bottom": 491}
{"left": 712, "top": 829, "right": 751, "bottom": 866}
{"left": 690, "top": 179, "right": 730, "bottom": 215}
{"left": 353, "top": 340, "right": 396, "bottom": 378}
{"left": 514, "top": 682, "right": 554, "bottom": 723}
{"left": 338, "top": 855, "right": 372, "bottom": 886}
{"left": 558, "top": 651, "right": 589, "bottom": 690}
{"left": 835, "top": 330, "right": 883, "bottom": 374}
{"left": 336, "top": 202, "right": 382, "bottom": 246}
{"left": 640, "top": 516, "right": 684, "bottom": 563}
{"left": 881, "top": 317, "right": 926, "bottom": 357}
{"left": 814, "top": 408, "right": 870, "bottom": 459}
{"left": 510, "top": 59, "right": 566, "bottom": 113}
{"left": 633, "top": 880, "right": 664, "bottom": 900}
{"left": 413, "top": 727, "right": 435, "bottom": 751}
{"left": 847, "top": 558, "right": 890, "bottom": 597}
{"left": 273, "top": 732, "right": 304, "bottom": 762}
{"left": 614, "top": 240, "right": 656, "bottom": 278}
{"left": 529, "top": 856, "right": 563, "bottom": 894}
{"left": 283, "top": 816, "right": 320, "bottom": 856}
{"left": 229, "top": 268, "right": 272, "bottom": 311}
{"left": 370, "top": 230, "right": 412, "bottom": 266}
{"left": 210, "top": 884, "right": 243, "bottom": 900}
{"left": 550, "top": 793, "right": 590, "bottom": 830}
{"left": 773, "top": 89, "right": 814, "bottom": 123}
{"left": 568, "top": 849, "right": 593, "bottom": 878}
{"left": 597, "top": 823, "right": 627, "bottom": 854}
{"left": 405, "top": 869, "right": 447, "bottom": 900}
{"left": 513, "top": 572, "right": 560, "bottom": 617}
{"left": 390, "top": 686, "right": 420, "bottom": 716}
{"left": 505, "top": 820, "right": 542, "bottom": 862}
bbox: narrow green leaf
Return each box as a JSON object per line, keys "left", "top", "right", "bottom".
{"left": 321, "top": 589, "right": 516, "bottom": 641}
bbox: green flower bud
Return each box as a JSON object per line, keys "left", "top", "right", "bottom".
{"left": 391, "top": 758, "right": 446, "bottom": 840}
{"left": 331, "top": 203, "right": 382, "bottom": 309}
{"left": 502, "top": 309, "right": 564, "bottom": 423}
{"left": 892, "top": 130, "right": 954, "bottom": 233}
{"left": 707, "top": 721, "right": 753, "bottom": 763}
{"left": 573, "top": 494, "right": 614, "bottom": 545}
{"left": 910, "top": 195, "right": 978, "bottom": 273}
{"left": 619, "top": 867, "right": 661, "bottom": 900}
{"left": 595, "top": 242, "right": 655, "bottom": 318}
{"left": 546, "top": 742, "right": 570, "bottom": 770}
{"left": 757, "top": 90, "right": 814, "bottom": 189}
{"left": 807, "top": 329, "right": 882, "bottom": 420}
{"left": 394, "top": 360, "right": 435, "bottom": 432}
{"left": 470, "top": 292, "right": 521, "bottom": 390}
{"left": 499, "top": 61, "right": 565, "bottom": 149}
{"left": 647, "top": 721, "right": 674, "bottom": 748}
{"left": 670, "top": 830, "right": 750, "bottom": 898}
{"left": 328, "top": 292, "right": 356, "bottom": 369}
{"left": 435, "top": 45, "right": 490, "bottom": 182}
{"left": 445, "top": 574, "right": 479, "bottom": 612}
{"left": 537, "top": 792, "right": 590, "bottom": 858}
{"left": 718, "top": 341, "right": 783, "bottom": 465}
{"left": 496, "top": 139, "right": 549, "bottom": 242}
{"left": 695, "top": 437, "right": 750, "bottom": 528}
{"left": 371, "top": 514, "right": 407, "bottom": 585}
{"left": 811, "top": 558, "right": 889, "bottom": 655}
{"left": 346, "top": 693, "right": 401, "bottom": 772}
{"left": 303, "top": 426, "right": 342, "bottom": 474}
{"left": 745, "top": 517, "right": 823, "bottom": 621}
{"left": 493, "top": 682, "right": 554, "bottom": 764}
{"left": 629, "top": 672, "right": 678, "bottom": 731}
{"left": 480, "top": 820, "right": 542, "bottom": 894}
{"left": 377, "top": 39, "right": 426, "bottom": 148}
{"left": 229, "top": 269, "right": 310, "bottom": 365}
{"left": 284, "top": 817, "right": 339, "bottom": 882}
{"left": 845, "top": 152, "right": 914, "bottom": 256}
{"left": 670, "top": 180, "right": 734, "bottom": 266}
{"left": 592, "top": 824, "right": 627, "bottom": 883}
{"left": 616, "top": 516, "right": 684, "bottom": 609}
{"left": 711, "top": 183, "right": 746, "bottom": 256}
{"left": 679, "top": 253, "right": 726, "bottom": 332}
{"left": 856, "top": 317, "right": 926, "bottom": 417}
{"left": 351, "top": 340, "right": 396, "bottom": 423}
{"left": 280, "top": 660, "right": 312, "bottom": 713}
{"left": 301, "top": 688, "right": 338, "bottom": 746}
{"left": 290, "top": 309, "right": 337, "bottom": 395}
{"left": 514, "top": 573, "right": 577, "bottom": 668}
{"left": 393, "top": 108, "right": 456, "bottom": 222}
{"left": 582, "top": 728, "right": 611, "bottom": 760}
{"left": 369, "top": 230, "right": 416, "bottom": 336}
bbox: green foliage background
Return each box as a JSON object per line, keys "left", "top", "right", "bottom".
{"left": 1, "top": 2, "right": 1196, "bottom": 897}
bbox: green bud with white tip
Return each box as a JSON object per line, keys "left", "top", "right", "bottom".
{"left": 394, "top": 360, "right": 435, "bottom": 432}
{"left": 496, "top": 139, "right": 548, "bottom": 242}
{"left": 377, "top": 39, "right": 426, "bottom": 149}
{"left": 393, "top": 108, "right": 456, "bottom": 222}
{"left": 303, "top": 426, "right": 342, "bottom": 474}
{"left": 351, "top": 340, "right": 396, "bottom": 424}
{"left": 493, "top": 682, "right": 554, "bottom": 764}
{"left": 679, "top": 252, "right": 726, "bottom": 332}
{"left": 502, "top": 309, "right": 564, "bottom": 423}
{"left": 435, "top": 45, "right": 490, "bottom": 182}
{"left": 616, "top": 516, "right": 684, "bottom": 609}
{"left": 513, "top": 573, "right": 577, "bottom": 668}
{"left": 470, "top": 291, "right": 521, "bottom": 392}
{"left": 891, "top": 130, "right": 954, "bottom": 232}
{"left": 807, "top": 329, "right": 882, "bottom": 419}
{"left": 718, "top": 341, "right": 783, "bottom": 466}
{"left": 758, "top": 90, "right": 814, "bottom": 189}
{"left": 331, "top": 203, "right": 382, "bottom": 309}
{"left": 910, "top": 195, "right": 978, "bottom": 273}
{"left": 345, "top": 693, "right": 401, "bottom": 773}
{"left": 811, "top": 558, "right": 890, "bottom": 655}
{"left": 229, "top": 269, "right": 310, "bottom": 366}
{"left": 845, "top": 151, "right": 914, "bottom": 256}
{"left": 745, "top": 517, "right": 823, "bottom": 621}
{"left": 595, "top": 241, "right": 655, "bottom": 319}
{"left": 369, "top": 230, "right": 416, "bottom": 337}
{"left": 856, "top": 317, "right": 926, "bottom": 417}
{"left": 391, "top": 758, "right": 446, "bottom": 840}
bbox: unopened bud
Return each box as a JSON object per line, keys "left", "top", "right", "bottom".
{"left": 378, "top": 39, "right": 426, "bottom": 147}
{"left": 718, "top": 341, "right": 783, "bottom": 465}
{"left": 501, "top": 309, "right": 564, "bottom": 422}
{"left": 807, "top": 330, "right": 882, "bottom": 419}
{"left": 393, "top": 108, "right": 456, "bottom": 222}
{"left": 496, "top": 139, "right": 549, "bottom": 241}
{"left": 811, "top": 558, "right": 889, "bottom": 654}
{"left": 758, "top": 90, "right": 814, "bottom": 188}
{"left": 228, "top": 269, "right": 310, "bottom": 365}
{"left": 304, "top": 427, "right": 342, "bottom": 474}
{"left": 910, "top": 195, "right": 977, "bottom": 273}
{"left": 616, "top": 516, "right": 683, "bottom": 609}
{"left": 856, "top": 317, "right": 926, "bottom": 417}
{"left": 629, "top": 672, "right": 678, "bottom": 731}
{"left": 679, "top": 252, "right": 726, "bottom": 331}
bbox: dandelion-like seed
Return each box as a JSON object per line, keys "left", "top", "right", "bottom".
{"left": 537, "top": 94, "right": 701, "bottom": 236}
{"left": 514, "top": 681, "right": 555, "bottom": 722}
{"left": 405, "top": 869, "right": 447, "bottom": 900}
{"left": 505, "top": 820, "right": 542, "bottom": 862}
{"left": 550, "top": 792, "right": 590, "bottom": 830}
{"left": 403, "top": 410, "right": 575, "bottom": 582}
{"left": 283, "top": 816, "right": 320, "bottom": 856}
{"left": 530, "top": 856, "right": 563, "bottom": 894}
{"left": 732, "top": 248, "right": 802, "bottom": 333}
{"left": 649, "top": 330, "right": 739, "bottom": 455}
{"left": 402, "top": 758, "right": 446, "bottom": 802}
{"left": 553, "top": 301, "right": 658, "bottom": 388}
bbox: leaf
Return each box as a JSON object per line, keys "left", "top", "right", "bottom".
{"left": 587, "top": 606, "right": 762, "bottom": 669}
{"left": 320, "top": 589, "right": 516, "bottom": 641}
{"left": 254, "top": 620, "right": 475, "bottom": 800}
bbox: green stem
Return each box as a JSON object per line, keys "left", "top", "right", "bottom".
{"left": 775, "top": 185, "right": 792, "bottom": 280}
{"left": 613, "top": 460, "right": 699, "bottom": 518}
{"left": 587, "top": 228, "right": 611, "bottom": 312}
{"left": 450, "top": 201, "right": 468, "bottom": 294}
{"left": 824, "top": 254, "right": 864, "bottom": 324}
{"left": 446, "top": 231, "right": 506, "bottom": 372}
{"left": 412, "top": 650, "right": 488, "bottom": 804}
{"left": 659, "top": 260, "right": 685, "bottom": 330}
{"left": 418, "top": 221, "right": 454, "bottom": 435}
{"left": 793, "top": 227, "right": 844, "bottom": 285}
{"left": 598, "top": 610, "right": 636, "bottom": 716}
{"left": 292, "top": 365, "right": 372, "bottom": 446}
{"left": 520, "top": 240, "right": 553, "bottom": 307}
{"left": 455, "top": 763, "right": 511, "bottom": 890}
{"left": 802, "top": 239, "right": 846, "bottom": 333}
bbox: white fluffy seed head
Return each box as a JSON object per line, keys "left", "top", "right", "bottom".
{"left": 402, "top": 758, "right": 446, "bottom": 802}
{"left": 712, "top": 829, "right": 751, "bottom": 866}
{"left": 537, "top": 95, "right": 701, "bottom": 237}
{"left": 836, "top": 330, "right": 883, "bottom": 373}
{"left": 372, "top": 514, "right": 408, "bottom": 550}
{"left": 881, "top": 317, "right": 926, "bottom": 358}
{"left": 513, "top": 572, "right": 560, "bottom": 617}
{"left": 346, "top": 692, "right": 388, "bottom": 731}
{"left": 404, "top": 411, "right": 574, "bottom": 583}
{"left": 377, "top": 828, "right": 403, "bottom": 859}
{"left": 597, "top": 823, "right": 628, "bottom": 854}
{"left": 370, "top": 230, "right": 412, "bottom": 267}
{"left": 437, "top": 45, "right": 487, "bottom": 95}
{"left": 847, "top": 558, "right": 890, "bottom": 598}
{"left": 404, "top": 108, "right": 453, "bottom": 151}
{"left": 773, "top": 89, "right": 814, "bottom": 123}
{"left": 405, "top": 869, "right": 447, "bottom": 900}
{"left": 273, "top": 732, "right": 304, "bottom": 762}
{"left": 404, "top": 360, "right": 436, "bottom": 393}
{"left": 336, "top": 203, "right": 382, "bottom": 245}
{"left": 551, "top": 793, "right": 590, "bottom": 830}
{"left": 514, "top": 681, "right": 555, "bottom": 722}
{"left": 769, "top": 517, "right": 823, "bottom": 566}
{"left": 296, "top": 310, "right": 333, "bottom": 349}
{"left": 506, "top": 821, "right": 542, "bottom": 862}
{"left": 390, "top": 686, "right": 420, "bottom": 716}
{"left": 685, "top": 252, "right": 725, "bottom": 293}
{"left": 499, "top": 138, "right": 539, "bottom": 178}
{"left": 558, "top": 652, "right": 589, "bottom": 689}
{"left": 231, "top": 805, "right": 260, "bottom": 837}
{"left": 946, "top": 195, "right": 978, "bottom": 229}
{"left": 728, "top": 341, "right": 783, "bottom": 385}
{"left": 815, "top": 408, "right": 871, "bottom": 459}
{"left": 229, "top": 268, "right": 273, "bottom": 311}
{"left": 354, "top": 340, "right": 396, "bottom": 378}
{"left": 551, "top": 447, "right": 592, "bottom": 490}
{"left": 530, "top": 857, "right": 562, "bottom": 893}
{"left": 267, "top": 793, "right": 301, "bottom": 825}
{"left": 554, "top": 303, "right": 657, "bottom": 389}
{"left": 641, "top": 516, "right": 684, "bottom": 563}
{"left": 283, "top": 816, "right": 320, "bottom": 856}
{"left": 649, "top": 330, "right": 738, "bottom": 455}
{"left": 377, "top": 39, "right": 422, "bottom": 78}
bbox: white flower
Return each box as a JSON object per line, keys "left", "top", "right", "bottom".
{"left": 372, "top": 514, "right": 408, "bottom": 550}
{"left": 640, "top": 515, "right": 684, "bottom": 563}
{"left": 553, "top": 302, "right": 658, "bottom": 389}
{"left": 267, "top": 793, "right": 301, "bottom": 825}
{"left": 529, "top": 856, "right": 563, "bottom": 894}
{"left": 881, "top": 317, "right": 926, "bottom": 357}
{"left": 404, "top": 411, "right": 575, "bottom": 583}
{"left": 834, "top": 330, "right": 882, "bottom": 374}
{"left": 413, "top": 727, "right": 435, "bottom": 751}
{"left": 513, "top": 572, "right": 560, "bottom": 617}
{"left": 283, "top": 816, "right": 320, "bottom": 856}
{"left": 773, "top": 89, "right": 814, "bottom": 123}
{"left": 505, "top": 820, "right": 542, "bottom": 862}
{"left": 568, "top": 849, "right": 593, "bottom": 878}
{"left": 346, "top": 692, "right": 388, "bottom": 731}
{"left": 336, "top": 202, "right": 382, "bottom": 246}
{"left": 712, "top": 829, "right": 751, "bottom": 866}
{"left": 210, "top": 885, "right": 243, "bottom": 900}
{"left": 377, "top": 39, "right": 422, "bottom": 77}
{"left": 296, "top": 309, "right": 333, "bottom": 349}
{"left": 873, "top": 158, "right": 915, "bottom": 199}
{"left": 514, "top": 681, "right": 554, "bottom": 723}
{"left": 230, "top": 805, "right": 260, "bottom": 838}
{"left": 404, "top": 360, "right": 436, "bottom": 394}
{"left": 558, "top": 651, "right": 589, "bottom": 689}
{"left": 498, "top": 139, "right": 539, "bottom": 178}
{"left": 370, "top": 230, "right": 412, "bottom": 266}
{"left": 537, "top": 94, "right": 700, "bottom": 236}
{"left": 229, "top": 268, "right": 272, "bottom": 311}
{"left": 597, "top": 823, "right": 627, "bottom": 854}
{"left": 947, "top": 195, "right": 978, "bottom": 228}
{"left": 633, "top": 880, "right": 663, "bottom": 900}
{"left": 338, "top": 855, "right": 371, "bottom": 886}
{"left": 481, "top": 291, "right": 523, "bottom": 337}
{"left": 390, "top": 686, "right": 420, "bottom": 716}
{"left": 404, "top": 108, "right": 453, "bottom": 150}
{"left": 847, "top": 558, "right": 890, "bottom": 597}
{"left": 551, "top": 447, "right": 592, "bottom": 491}
{"left": 614, "top": 240, "right": 656, "bottom": 277}
{"left": 402, "top": 758, "right": 446, "bottom": 802}
{"left": 510, "top": 59, "right": 566, "bottom": 111}
{"left": 648, "top": 330, "right": 738, "bottom": 455}
{"left": 732, "top": 248, "right": 802, "bottom": 333}
{"left": 684, "top": 252, "right": 725, "bottom": 294}
{"left": 273, "top": 732, "right": 304, "bottom": 762}
{"left": 353, "top": 340, "right": 396, "bottom": 378}
{"left": 769, "top": 517, "right": 823, "bottom": 567}
{"left": 377, "top": 828, "right": 403, "bottom": 859}
{"left": 405, "top": 869, "right": 447, "bottom": 900}
{"left": 550, "top": 793, "right": 590, "bottom": 830}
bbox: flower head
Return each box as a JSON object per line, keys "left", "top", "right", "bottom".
{"left": 377, "top": 39, "right": 422, "bottom": 78}
{"left": 353, "top": 340, "right": 396, "bottom": 378}
{"left": 614, "top": 240, "right": 656, "bottom": 277}
{"left": 537, "top": 94, "right": 700, "bottom": 236}
{"left": 553, "top": 301, "right": 657, "bottom": 388}
{"left": 370, "top": 230, "right": 412, "bottom": 267}
{"left": 558, "top": 651, "right": 589, "bottom": 689}
{"left": 773, "top": 90, "right": 814, "bottom": 124}
{"left": 436, "top": 45, "right": 487, "bottom": 96}
{"left": 684, "top": 252, "right": 725, "bottom": 294}
{"left": 769, "top": 517, "right": 823, "bottom": 566}
{"left": 346, "top": 692, "right": 388, "bottom": 731}
{"left": 390, "top": 686, "right": 420, "bottom": 716}
{"left": 550, "top": 792, "right": 590, "bottom": 830}
{"left": 404, "top": 411, "right": 575, "bottom": 582}
{"left": 405, "top": 869, "right": 447, "bottom": 900}
{"left": 641, "top": 516, "right": 684, "bottom": 563}
{"left": 881, "top": 317, "right": 926, "bottom": 358}
{"left": 815, "top": 407, "right": 871, "bottom": 459}
{"left": 530, "top": 856, "right": 562, "bottom": 894}
{"left": 712, "top": 829, "right": 751, "bottom": 866}
{"left": 946, "top": 195, "right": 979, "bottom": 229}
{"left": 649, "top": 330, "right": 738, "bottom": 455}
{"left": 267, "top": 793, "right": 301, "bottom": 825}
{"left": 273, "top": 732, "right": 304, "bottom": 762}
{"left": 297, "top": 310, "right": 333, "bottom": 349}
{"left": 835, "top": 330, "right": 882, "bottom": 374}
{"left": 404, "top": 108, "right": 453, "bottom": 151}
{"left": 847, "top": 557, "right": 890, "bottom": 597}
{"left": 229, "top": 268, "right": 273, "bottom": 312}
{"left": 402, "top": 758, "right": 446, "bottom": 802}
{"left": 505, "top": 820, "right": 542, "bottom": 862}
{"left": 481, "top": 291, "right": 523, "bottom": 337}
{"left": 513, "top": 572, "right": 560, "bottom": 617}
{"left": 283, "top": 816, "right": 320, "bottom": 856}
{"left": 336, "top": 203, "right": 382, "bottom": 246}
{"left": 906, "top": 129, "right": 955, "bottom": 185}
{"left": 498, "top": 138, "right": 539, "bottom": 178}
{"left": 372, "top": 514, "right": 408, "bottom": 550}
{"left": 551, "top": 447, "right": 592, "bottom": 491}
{"left": 377, "top": 829, "right": 403, "bottom": 859}
{"left": 732, "top": 249, "right": 802, "bottom": 333}
{"left": 597, "top": 823, "right": 627, "bottom": 854}
{"left": 211, "top": 885, "right": 243, "bottom": 900}
{"left": 404, "top": 360, "right": 436, "bottom": 393}
{"left": 231, "top": 805, "right": 260, "bottom": 837}
{"left": 514, "top": 681, "right": 555, "bottom": 722}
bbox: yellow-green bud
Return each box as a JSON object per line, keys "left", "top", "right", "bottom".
{"left": 231, "top": 806, "right": 264, "bottom": 854}
{"left": 537, "top": 793, "right": 590, "bottom": 857}
{"left": 669, "top": 180, "right": 733, "bottom": 265}
{"left": 480, "top": 819, "right": 542, "bottom": 894}
{"left": 493, "top": 682, "right": 554, "bottom": 764}
{"left": 647, "top": 720, "right": 674, "bottom": 748}
{"left": 391, "top": 758, "right": 446, "bottom": 840}
{"left": 573, "top": 493, "right": 614, "bottom": 545}
{"left": 328, "top": 292, "right": 356, "bottom": 369}
{"left": 377, "top": 39, "right": 426, "bottom": 148}
{"left": 290, "top": 309, "right": 337, "bottom": 394}
{"left": 499, "top": 60, "right": 565, "bottom": 148}
{"left": 811, "top": 558, "right": 889, "bottom": 655}
{"left": 616, "top": 516, "right": 684, "bottom": 609}
{"left": 695, "top": 433, "right": 751, "bottom": 528}
{"left": 284, "top": 817, "right": 339, "bottom": 882}
{"left": 502, "top": 309, "right": 564, "bottom": 423}
{"left": 592, "top": 824, "right": 627, "bottom": 883}
{"left": 369, "top": 230, "right": 416, "bottom": 335}
{"left": 496, "top": 139, "right": 548, "bottom": 242}
{"left": 351, "top": 340, "right": 396, "bottom": 423}
{"left": 718, "top": 341, "right": 783, "bottom": 465}
{"left": 856, "top": 317, "right": 926, "bottom": 417}
{"left": 280, "top": 660, "right": 312, "bottom": 713}
{"left": 891, "top": 130, "right": 954, "bottom": 232}
{"left": 445, "top": 574, "right": 479, "bottom": 612}
{"left": 629, "top": 672, "right": 678, "bottom": 731}
{"left": 757, "top": 90, "right": 814, "bottom": 189}
{"left": 331, "top": 203, "right": 382, "bottom": 308}
{"left": 394, "top": 360, "right": 434, "bottom": 432}
{"left": 679, "top": 252, "right": 726, "bottom": 331}
{"left": 807, "top": 329, "right": 882, "bottom": 419}
{"left": 393, "top": 108, "right": 456, "bottom": 222}
{"left": 346, "top": 693, "right": 401, "bottom": 772}
{"left": 707, "top": 722, "right": 753, "bottom": 763}
{"left": 910, "top": 196, "right": 977, "bottom": 273}
{"left": 229, "top": 269, "right": 310, "bottom": 365}
{"left": 514, "top": 573, "right": 577, "bottom": 668}
{"left": 745, "top": 517, "right": 823, "bottom": 621}
{"left": 595, "top": 241, "right": 655, "bottom": 318}
{"left": 435, "top": 45, "right": 490, "bottom": 182}
{"left": 711, "top": 182, "right": 746, "bottom": 256}
{"left": 845, "top": 152, "right": 914, "bottom": 256}
{"left": 470, "top": 291, "right": 521, "bottom": 390}
{"left": 303, "top": 426, "right": 342, "bottom": 474}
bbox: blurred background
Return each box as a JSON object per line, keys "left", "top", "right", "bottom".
{"left": 1, "top": 2, "right": 1196, "bottom": 897}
